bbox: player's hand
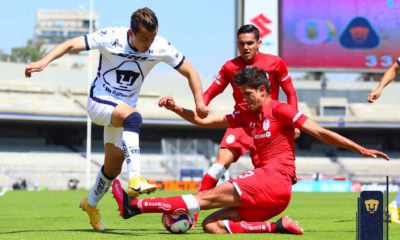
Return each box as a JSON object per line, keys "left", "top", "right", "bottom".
{"left": 360, "top": 148, "right": 390, "bottom": 161}
{"left": 25, "top": 61, "right": 47, "bottom": 78}
{"left": 158, "top": 96, "right": 176, "bottom": 110}
{"left": 367, "top": 89, "right": 381, "bottom": 103}
{"left": 294, "top": 128, "right": 301, "bottom": 139}
{"left": 195, "top": 103, "right": 209, "bottom": 119}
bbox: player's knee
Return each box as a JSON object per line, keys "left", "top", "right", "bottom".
{"left": 123, "top": 112, "right": 142, "bottom": 133}
{"left": 202, "top": 219, "right": 226, "bottom": 233}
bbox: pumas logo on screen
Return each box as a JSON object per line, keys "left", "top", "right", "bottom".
{"left": 295, "top": 19, "right": 335, "bottom": 44}
{"left": 339, "top": 17, "right": 379, "bottom": 49}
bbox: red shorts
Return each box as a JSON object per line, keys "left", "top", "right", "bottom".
{"left": 220, "top": 128, "right": 256, "bottom": 162}
{"left": 229, "top": 168, "right": 292, "bottom": 221}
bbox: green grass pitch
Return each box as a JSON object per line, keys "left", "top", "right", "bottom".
{"left": 0, "top": 190, "right": 399, "bottom": 240}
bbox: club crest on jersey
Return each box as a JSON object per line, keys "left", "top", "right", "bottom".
{"left": 226, "top": 134, "right": 235, "bottom": 144}
{"left": 263, "top": 119, "right": 270, "bottom": 131}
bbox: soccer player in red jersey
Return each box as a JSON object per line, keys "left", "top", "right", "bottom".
{"left": 112, "top": 67, "right": 389, "bottom": 234}
{"left": 199, "top": 24, "right": 298, "bottom": 196}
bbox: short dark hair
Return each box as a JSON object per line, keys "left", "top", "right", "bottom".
{"left": 234, "top": 67, "right": 270, "bottom": 92}
{"left": 237, "top": 24, "right": 260, "bottom": 41}
{"left": 130, "top": 7, "right": 158, "bottom": 34}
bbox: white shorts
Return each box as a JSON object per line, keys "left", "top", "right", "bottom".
{"left": 87, "top": 95, "right": 125, "bottom": 149}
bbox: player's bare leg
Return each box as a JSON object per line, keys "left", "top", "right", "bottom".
{"left": 202, "top": 208, "right": 242, "bottom": 233}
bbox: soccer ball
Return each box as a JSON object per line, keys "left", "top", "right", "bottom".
{"left": 161, "top": 212, "right": 194, "bottom": 233}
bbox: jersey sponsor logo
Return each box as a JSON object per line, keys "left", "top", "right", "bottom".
{"left": 113, "top": 52, "right": 156, "bottom": 61}
{"left": 253, "top": 131, "right": 271, "bottom": 139}
{"left": 226, "top": 134, "right": 236, "bottom": 144}
{"left": 100, "top": 30, "right": 107, "bottom": 36}
{"left": 103, "top": 84, "right": 136, "bottom": 98}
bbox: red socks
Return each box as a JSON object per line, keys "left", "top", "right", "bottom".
{"left": 136, "top": 195, "right": 200, "bottom": 215}
{"left": 199, "top": 173, "right": 219, "bottom": 191}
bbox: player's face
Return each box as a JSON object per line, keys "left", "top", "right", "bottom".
{"left": 239, "top": 84, "right": 263, "bottom": 111}
{"left": 237, "top": 33, "right": 261, "bottom": 63}
{"left": 130, "top": 26, "right": 157, "bottom": 52}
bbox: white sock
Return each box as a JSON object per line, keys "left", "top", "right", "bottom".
{"left": 208, "top": 163, "right": 226, "bottom": 179}
{"left": 181, "top": 194, "right": 200, "bottom": 214}
{"left": 122, "top": 131, "right": 141, "bottom": 179}
{"left": 88, "top": 170, "right": 112, "bottom": 207}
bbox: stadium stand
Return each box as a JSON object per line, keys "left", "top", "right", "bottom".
{"left": 1, "top": 62, "right": 400, "bottom": 189}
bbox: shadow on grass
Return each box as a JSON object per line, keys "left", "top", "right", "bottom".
{"left": 0, "top": 228, "right": 204, "bottom": 236}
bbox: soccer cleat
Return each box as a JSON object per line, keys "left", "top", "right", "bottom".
{"left": 275, "top": 216, "right": 304, "bottom": 235}
{"left": 389, "top": 201, "right": 400, "bottom": 224}
{"left": 112, "top": 179, "right": 141, "bottom": 219}
{"left": 191, "top": 211, "right": 199, "bottom": 229}
{"left": 79, "top": 197, "right": 105, "bottom": 231}
{"left": 127, "top": 175, "right": 158, "bottom": 197}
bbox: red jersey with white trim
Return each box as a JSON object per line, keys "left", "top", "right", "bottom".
{"left": 204, "top": 52, "right": 297, "bottom": 111}
{"left": 226, "top": 100, "right": 307, "bottom": 181}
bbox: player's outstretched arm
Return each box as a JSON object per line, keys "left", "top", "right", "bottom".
{"left": 368, "top": 62, "right": 400, "bottom": 103}
{"left": 300, "top": 118, "right": 390, "bottom": 160}
{"left": 25, "top": 36, "right": 87, "bottom": 78}
{"left": 175, "top": 59, "right": 209, "bottom": 118}
{"left": 158, "top": 96, "right": 228, "bottom": 128}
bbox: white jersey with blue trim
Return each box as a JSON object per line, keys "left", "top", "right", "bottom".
{"left": 85, "top": 27, "right": 185, "bottom": 107}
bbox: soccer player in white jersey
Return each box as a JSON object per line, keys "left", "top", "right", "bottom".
{"left": 368, "top": 57, "right": 400, "bottom": 224}
{"left": 25, "top": 7, "right": 208, "bottom": 231}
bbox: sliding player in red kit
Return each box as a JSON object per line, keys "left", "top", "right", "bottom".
{"left": 111, "top": 67, "right": 389, "bottom": 235}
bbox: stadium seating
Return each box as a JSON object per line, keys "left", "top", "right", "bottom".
{"left": 1, "top": 62, "right": 400, "bottom": 189}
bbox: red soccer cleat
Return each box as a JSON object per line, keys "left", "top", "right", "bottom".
{"left": 275, "top": 216, "right": 304, "bottom": 235}
{"left": 111, "top": 179, "right": 140, "bottom": 219}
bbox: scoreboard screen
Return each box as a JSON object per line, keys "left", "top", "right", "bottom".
{"left": 281, "top": 0, "right": 400, "bottom": 71}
